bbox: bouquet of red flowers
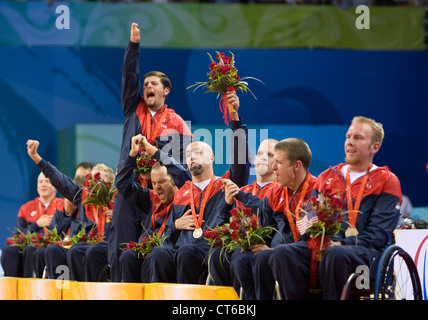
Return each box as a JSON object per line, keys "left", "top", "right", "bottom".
{"left": 28, "top": 227, "right": 62, "bottom": 248}
{"left": 123, "top": 233, "right": 166, "bottom": 259}
{"left": 59, "top": 227, "right": 103, "bottom": 249}
{"left": 187, "top": 51, "right": 262, "bottom": 125}
{"left": 81, "top": 170, "right": 116, "bottom": 234}
{"left": 6, "top": 230, "right": 32, "bottom": 253}
{"left": 205, "top": 207, "right": 274, "bottom": 254}
{"left": 133, "top": 139, "right": 158, "bottom": 176}
{"left": 301, "top": 191, "right": 346, "bottom": 287}
{"left": 82, "top": 172, "right": 116, "bottom": 208}
{"left": 204, "top": 225, "right": 232, "bottom": 249}
{"left": 305, "top": 192, "right": 345, "bottom": 242}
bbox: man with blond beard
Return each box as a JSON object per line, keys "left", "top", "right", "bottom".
{"left": 269, "top": 116, "right": 402, "bottom": 300}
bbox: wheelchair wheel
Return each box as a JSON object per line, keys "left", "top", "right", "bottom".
{"left": 374, "top": 245, "right": 422, "bottom": 300}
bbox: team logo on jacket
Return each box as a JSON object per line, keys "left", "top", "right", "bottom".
{"left": 326, "top": 178, "right": 333, "bottom": 185}
{"left": 30, "top": 210, "right": 37, "bottom": 217}
{"left": 183, "top": 190, "right": 189, "bottom": 197}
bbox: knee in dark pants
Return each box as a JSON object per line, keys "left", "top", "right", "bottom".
{"left": 175, "top": 245, "right": 206, "bottom": 284}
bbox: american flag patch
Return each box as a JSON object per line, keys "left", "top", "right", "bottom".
{"left": 296, "top": 210, "right": 319, "bottom": 235}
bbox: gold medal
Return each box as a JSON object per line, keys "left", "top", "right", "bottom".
{"left": 345, "top": 227, "right": 359, "bottom": 237}
{"left": 193, "top": 228, "right": 203, "bottom": 239}
{"left": 189, "top": 176, "right": 216, "bottom": 240}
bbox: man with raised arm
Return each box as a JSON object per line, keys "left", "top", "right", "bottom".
{"left": 110, "top": 22, "right": 193, "bottom": 281}
{"left": 141, "top": 92, "right": 250, "bottom": 284}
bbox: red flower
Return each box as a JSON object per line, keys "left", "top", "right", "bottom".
{"left": 222, "top": 56, "right": 232, "bottom": 65}
{"left": 230, "top": 208, "right": 240, "bottom": 217}
{"left": 242, "top": 208, "right": 252, "bottom": 217}
{"left": 229, "top": 220, "right": 240, "bottom": 230}
{"left": 209, "top": 61, "right": 217, "bottom": 71}
{"left": 210, "top": 231, "right": 220, "bottom": 240}
{"left": 93, "top": 172, "right": 101, "bottom": 181}
{"left": 309, "top": 196, "right": 319, "bottom": 206}
{"left": 231, "top": 230, "right": 238, "bottom": 240}
{"left": 217, "top": 52, "right": 225, "bottom": 61}
{"left": 251, "top": 219, "right": 258, "bottom": 229}
{"left": 88, "top": 230, "right": 98, "bottom": 238}
{"left": 330, "top": 196, "right": 345, "bottom": 210}
{"left": 82, "top": 180, "right": 90, "bottom": 187}
{"left": 126, "top": 241, "right": 137, "bottom": 250}
{"left": 85, "top": 174, "right": 92, "bottom": 181}
{"left": 148, "top": 159, "right": 157, "bottom": 166}
{"left": 6, "top": 238, "right": 15, "bottom": 245}
{"left": 219, "top": 66, "right": 231, "bottom": 75}
{"left": 204, "top": 229, "right": 211, "bottom": 238}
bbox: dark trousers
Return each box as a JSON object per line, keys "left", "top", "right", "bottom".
{"left": 269, "top": 241, "right": 377, "bottom": 300}
{"left": 208, "top": 247, "right": 232, "bottom": 286}
{"left": 120, "top": 249, "right": 144, "bottom": 283}
{"left": 68, "top": 242, "right": 109, "bottom": 282}
{"left": 253, "top": 249, "right": 276, "bottom": 300}
{"left": 1, "top": 245, "right": 23, "bottom": 277}
{"left": 44, "top": 245, "right": 68, "bottom": 280}
{"left": 143, "top": 244, "right": 208, "bottom": 284}
{"left": 0, "top": 245, "right": 41, "bottom": 278}
{"left": 85, "top": 242, "right": 108, "bottom": 282}
{"left": 230, "top": 249, "right": 256, "bottom": 300}
{"left": 33, "top": 247, "right": 47, "bottom": 278}
{"left": 67, "top": 242, "right": 87, "bottom": 281}
{"left": 108, "top": 193, "right": 143, "bottom": 282}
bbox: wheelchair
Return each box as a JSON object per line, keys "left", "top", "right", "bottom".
{"left": 341, "top": 245, "right": 423, "bottom": 300}
{"left": 275, "top": 244, "right": 423, "bottom": 300}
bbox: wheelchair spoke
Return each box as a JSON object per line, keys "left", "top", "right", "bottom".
{"left": 381, "top": 249, "right": 422, "bottom": 300}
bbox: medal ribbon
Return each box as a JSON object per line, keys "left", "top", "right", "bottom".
{"left": 284, "top": 173, "right": 311, "bottom": 242}
{"left": 189, "top": 176, "right": 216, "bottom": 230}
{"left": 145, "top": 106, "right": 169, "bottom": 141}
{"left": 151, "top": 202, "right": 172, "bottom": 238}
{"left": 251, "top": 181, "right": 259, "bottom": 196}
{"left": 345, "top": 164, "right": 372, "bottom": 229}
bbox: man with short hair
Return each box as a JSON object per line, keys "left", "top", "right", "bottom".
{"left": 1, "top": 172, "right": 65, "bottom": 277}
{"left": 117, "top": 134, "right": 180, "bottom": 282}
{"left": 109, "top": 22, "right": 193, "bottom": 282}
{"left": 142, "top": 96, "right": 250, "bottom": 284}
{"left": 222, "top": 137, "right": 317, "bottom": 299}
{"left": 208, "top": 138, "right": 278, "bottom": 287}
{"left": 269, "top": 116, "right": 402, "bottom": 300}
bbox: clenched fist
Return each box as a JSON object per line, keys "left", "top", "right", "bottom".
{"left": 130, "top": 22, "right": 140, "bottom": 43}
